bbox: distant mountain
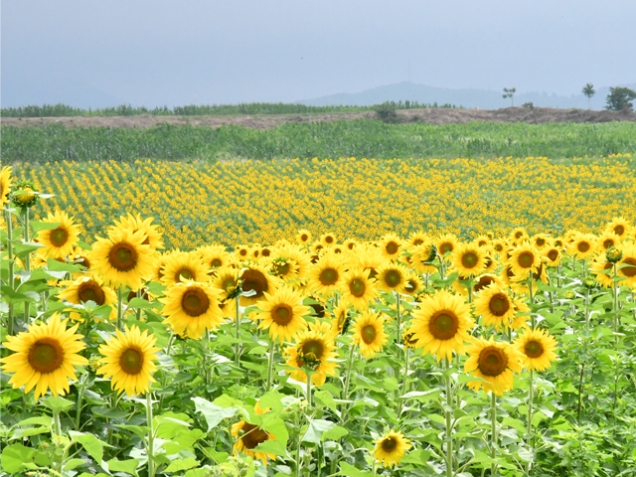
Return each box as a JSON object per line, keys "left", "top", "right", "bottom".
{"left": 1, "top": 75, "right": 124, "bottom": 109}
{"left": 300, "top": 81, "right": 636, "bottom": 110}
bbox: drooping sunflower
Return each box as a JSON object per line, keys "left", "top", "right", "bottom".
{"left": 212, "top": 266, "right": 240, "bottom": 319}
{"left": 514, "top": 328, "right": 558, "bottom": 371}
{"left": 436, "top": 234, "right": 458, "bottom": 258}
{"left": 109, "top": 213, "right": 164, "bottom": 250}
{"left": 0, "top": 315, "right": 88, "bottom": 401}
{"left": 231, "top": 420, "right": 276, "bottom": 466}
{"left": 339, "top": 268, "right": 379, "bottom": 311}
{"left": 373, "top": 430, "right": 411, "bottom": 468}
{"left": 36, "top": 210, "right": 83, "bottom": 259}
{"left": 256, "top": 286, "right": 310, "bottom": 342}
{"left": 507, "top": 245, "right": 540, "bottom": 281}
{"left": 379, "top": 233, "right": 403, "bottom": 261}
{"left": 239, "top": 265, "right": 280, "bottom": 306}
{"left": 90, "top": 229, "right": 155, "bottom": 290}
{"left": 160, "top": 250, "right": 210, "bottom": 286}
{"left": 161, "top": 281, "right": 225, "bottom": 339}
{"left": 376, "top": 263, "right": 408, "bottom": 294}
{"left": 567, "top": 233, "right": 597, "bottom": 260}
{"left": 351, "top": 311, "right": 388, "bottom": 359}
{"left": 604, "top": 217, "right": 631, "bottom": 240}
{"left": 284, "top": 329, "right": 337, "bottom": 386}
{"left": 409, "top": 290, "right": 474, "bottom": 362}
{"left": 308, "top": 253, "right": 345, "bottom": 296}
{"left": 58, "top": 276, "right": 118, "bottom": 321}
{"left": 97, "top": 325, "right": 160, "bottom": 396}
{"left": 473, "top": 284, "right": 516, "bottom": 330}
{"left": 0, "top": 166, "right": 14, "bottom": 206}
{"left": 450, "top": 242, "right": 486, "bottom": 277}
{"left": 296, "top": 229, "right": 312, "bottom": 246}
{"left": 464, "top": 338, "right": 522, "bottom": 396}
{"left": 329, "top": 300, "right": 351, "bottom": 336}
{"left": 197, "top": 244, "right": 231, "bottom": 271}
{"left": 617, "top": 243, "right": 636, "bottom": 287}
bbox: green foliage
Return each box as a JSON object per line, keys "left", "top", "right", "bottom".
{"left": 2, "top": 121, "right": 636, "bottom": 163}
{"left": 373, "top": 102, "right": 400, "bottom": 123}
{"left": 606, "top": 87, "right": 636, "bottom": 111}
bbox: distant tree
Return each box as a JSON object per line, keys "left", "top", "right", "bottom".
{"left": 374, "top": 102, "right": 399, "bottom": 123}
{"left": 606, "top": 87, "right": 636, "bottom": 111}
{"left": 502, "top": 87, "right": 516, "bottom": 106}
{"left": 582, "top": 83, "right": 595, "bottom": 109}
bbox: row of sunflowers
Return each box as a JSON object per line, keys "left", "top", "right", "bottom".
{"left": 1, "top": 165, "right": 636, "bottom": 477}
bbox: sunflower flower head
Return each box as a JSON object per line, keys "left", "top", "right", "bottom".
{"left": 464, "top": 338, "right": 523, "bottom": 396}
{"left": 514, "top": 328, "right": 558, "bottom": 371}
{"left": 351, "top": 311, "right": 388, "bottom": 359}
{"left": 373, "top": 430, "right": 411, "bottom": 468}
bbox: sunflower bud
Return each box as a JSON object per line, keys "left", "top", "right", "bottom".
{"left": 606, "top": 246, "right": 622, "bottom": 264}
{"left": 10, "top": 180, "right": 39, "bottom": 208}
{"left": 583, "top": 276, "right": 596, "bottom": 289}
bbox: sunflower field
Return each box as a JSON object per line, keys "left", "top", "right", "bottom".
{"left": 1, "top": 162, "right": 636, "bottom": 477}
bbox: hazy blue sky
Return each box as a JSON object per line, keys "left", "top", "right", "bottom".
{"left": 2, "top": 0, "right": 635, "bottom": 107}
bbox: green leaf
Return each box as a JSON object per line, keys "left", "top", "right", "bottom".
{"left": 106, "top": 458, "right": 140, "bottom": 476}
{"left": 16, "top": 416, "right": 53, "bottom": 428}
{"left": 302, "top": 419, "right": 335, "bottom": 444}
{"left": 69, "top": 431, "right": 109, "bottom": 464}
{"left": 400, "top": 449, "right": 431, "bottom": 464}
{"left": 1, "top": 443, "right": 38, "bottom": 473}
{"left": 115, "top": 424, "right": 150, "bottom": 438}
{"left": 64, "top": 458, "right": 87, "bottom": 471}
{"left": 46, "top": 258, "right": 84, "bottom": 273}
{"left": 128, "top": 297, "right": 154, "bottom": 309}
{"left": 324, "top": 425, "right": 348, "bottom": 440}
{"left": 254, "top": 439, "right": 288, "bottom": 456}
{"left": 314, "top": 390, "right": 339, "bottom": 413}
{"left": 30, "top": 220, "right": 60, "bottom": 233}
{"left": 338, "top": 462, "right": 373, "bottom": 476}
{"left": 193, "top": 396, "right": 237, "bottom": 431}
{"left": 41, "top": 396, "right": 75, "bottom": 413}
{"left": 164, "top": 457, "right": 200, "bottom": 473}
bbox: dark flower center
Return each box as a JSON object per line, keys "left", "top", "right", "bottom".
{"left": 429, "top": 311, "right": 459, "bottom": 340}
{"left": 488, "top": 293, "right": 510, "bottom": 317}
{"left": 181, "top": 288, "right": 211, "bottom": 316}
{"left": 478, "top": 346, "right": 508, "bottom": 377}
{"left": 28, "top": 338, "right": 64, "bottom": 374}
{"left": 78, "top": 280, "right": 106, "bottom": 305}
{"left": 524, "top": 340, "right": 544, "bottom": 358}
{"left": 50, "top": 227, "right": 69, "bottom": 247}
{"left": 108, "top": 242, "right": 138, "bottom": 272}
{"left": 272, "top": 304, "right": 293, "bottom": 326}
{"left": 119, "top": 347, "right": 144, "bottom": 375}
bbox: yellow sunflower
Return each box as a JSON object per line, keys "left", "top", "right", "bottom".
{"left": 472, "top": 274, "right": 504, "bottom": 294}
{"left": 408, "top": 242, "right": 437, "bottom": 274}
{"left": 403, "top": 273, "right": 424, "bottom": 296}
{"left": 35, "top": 210, "right": 83, "bottom": 259}
{"left": 235, "top": 244, "right": 251, "bottom": 262}
{"left": 308, "top": 253, "right": 345, "bottom": 296}
{"left": 256, "top": 286, "right": 310, "bottom": 342}
{"left": 591, "top": 254, "right": 615, "bottom": 288}
{"left": 475, "top": 234, "right": 491, "bottom": 248}
{"left": 407, "top": 231, "right": 429, "bottom": 247}
{"left": 296, "top": 229, "right": 312, "bottom": 246}
{"left": 507, "top": 245, "right": 540, "bottom": 281}
{"left": 567, "top": 233, "right": 597, "bottom": 260}
{"left": 354, "top": 244, "right": 387, "bottom": 279}
{"left": 514, "top": 328, "right": 558, "bottom": 371}
{"left": 436, "top": 234, "right": 458, "bottom": 258}
{"left": 239, "top": 265, "right": 280, "bottom": 306}
{"left": 70, "top": 247, "right": 93, "bottom": 274}
{"left": 379, "top": 233, "right": 403, "bottom": 261}
{"left": 450, "top": 242, "right": 486, "bottom": 277}
{"left": 90, "top": 229, "right": 155, "bottom": 290}
{"left": 160, "top": 250, "right": 210, "bottom": 286}
{"left": 543, "top": 245, "right": 562, "bottom": 267}
{"left": 597, "top": 231, "right": 620, "bottom": 252}
{"left": 492, "top": 239, "right": 508, "bottom": 255}
{"left": 284, "top": 329, "right": 337, "bottom": 386}
{"left": 161, "top": 281, "right": 225, "bottom": 339}
{"left": 473, "top": 285, "right": 516, "bottom": 331}
{"left": 464, "top": 338, "right": 522, "bottom": 396}
{"left": 339, "top": 268, "right": 379, "bottom": 311}
{"left": 344, "top": 238, "right": 359, "bottom": 251}
{"left": 410, "top": 290, "right": 474, "bottom": 361}
{"left": 231, "top": 420, "right": 276, "bottom": 466}
{"left": 376, "top": 263, "right": 408, "bottom": 294}
{"left": 0, "top": 315, "right": 88, "bottom": 401}
{"left": 617, "top": 243, "right": 636, "bottom": 287}
{"left": 605, "top": 217, "right": 631, "bottom": 240}
{"left": 197, "top": 244, "right": 231, "bottom": 271}
{"left": 0, "top": 165, "right": 13, "bottom": 206}
{"left": 373, "top": 430, "right": 411, "bottom": 468}
{"left": 212, "top": 266, "right": 240, "bottom": 319}
{"left": 320, "top": 232, "right": 337, "bottom": 248}
{"left": 58, "top": 276, "right": 118, "bottom": 321}
{"left": 531, "top": 233, "right": 549, "bottom": 250}
{"left": 510, "top": 227, "right": 529, "bottom": 243}
{"left": 329, "top": 300, "right": 350, "bottom": 336}
{"left": 97, "top": 325, "right": 160, "bottom": 396}
{"left": 351, "top": 312, "right": 388, "bottom": 359}
{"left": 110, "top": 213, "right": 164, "bottom": 250}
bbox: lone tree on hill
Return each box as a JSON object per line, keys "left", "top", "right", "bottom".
{"left": 582, "top": 83, "right": 595, "bottom": 109}
{"left": 606, "top": 87, "right": 636, "bottom": 111}
{"left": 502, "top": 87, "right": 516, "bottom": 107}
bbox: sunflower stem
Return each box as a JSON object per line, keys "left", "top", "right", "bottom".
{"left": 306, "top": 373, "right": 312, "bottom": 407}
{"left": 22, "top": 207, "right": 31, "bottom": 325}
{"left": 4, "top": 206, "right": 16, "bottom": 335}
{"left": 612, "top": 263, "right": 619, "bottom": 345}
{"left": 235, "top": 295, "right": 241, "bottom": 368}
{"left": 526, "top": 369, "right": 535, "bottom": 473}
{"left": 146, "top": 392, "right": 156, "bottom": 477}
{"left": 528, "top": 277, "right": 535, "bottom": 329}
{"left": 491, "top": 392, "right": 498, "bottom": 477}
{"left": 75, "top": 373, "right": 86, "bottom": 430}
{"left": 265, "top": 339, "right": 275, "bottom": 392}
{"left": 159, "top": 333, "right": 176, "bottom": 409}
{"left": 203, "top": 328, "right": 211, "bottom": 397}
{"left": 116, "top": 286, "right": 124, "bottom": 331}
{"left": 395, "top": 292, "right": 402, "bottom": 347}
{"left": 340, "top": 345, "right": 356, "bottom": 425}
{"left": 397, "top": 347, "right": 410, "bottom": 417}
{"left": 444, "top": 358, "right": 453, "bottom": 477}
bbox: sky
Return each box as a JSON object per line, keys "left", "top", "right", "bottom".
{"left": 2, "top": 0, "right": 636, "bottom": 108}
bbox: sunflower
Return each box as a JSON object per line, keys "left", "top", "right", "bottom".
{"left": 510, "top": 227, "right": 529, "bottom": 243}
{"left": 231, "top": 420, "right": 276, "bottom": 466}
{"left": 91, "top": 229, "right": 155, "bottom": 290}
{"left": 308, "top": 253, "right": 345, "bottom": 296}
{"left": 409, "top": 290, "right": 474, "bottom": 361}
{"left": 161, "top": 281, "right": 225, "bottom": 339}
{"left": 531, "top": 233, "right": 549, "bottom": 250}
{"left": 351, "top": 312, "right": 388, "bottom": 359}
{"left": 1, "top": 166, "right": 14, "bottom": 206}
{"left": 543, "top": 244, "right": 562, "bottom": 267}
{"left": 284, "top": 329, "right": 337, "bottom": 386}
{"left": 473, "top": 285, "right": 516, "bottom": 330}
{"left": 97, "top": 325, "right": 160, "bottom": 396}
{"left": 354, "top": 244, "right": 387, "bottom": 279}
{"left": 69, "top": 247, "right": 93, "bottom": 274}
{"left": 464, "top": 338, "right": 522, "bottom": 395}
{"left": 597, "top": 231, "right": 620, "bottom": 252}
{"left": 110, "top": 213, "right": 164, "bottom": 250}
{"left": 235, "top": 244, "right": 251, "bottom": 261}
{"left": 605, "top": 217, "right": 631, "bottom": 240}
{"left": 344, "top": 238, "right": 358, "bottom": 251}
{"left": 320, "top": 232, "right": 337, "bottom": 248}
{"left": 373, "top": 430, "right": 411, "bottom": 468}
{"left": 507, "top": 245, "right": 540, "bottom": 281}
{"left": 481, "top": 252, "right": 498, "bottom": 274}
{"left": 436, "top": 234, "right": 458, "bottom": 258}
{"left": 35, "top": 210, "right": 83, "bottom": 260}
{"left": 330, "top": 300, "right": 351, "bottom": 335}
{"left": 492, "top": 239, "right": 508, "bottom": 255}
{"left": 475, "top": 235, "right": 491, "bottom": 248}
{"left": 617, "top": 243, "right": 636, "bottom": 287}
{"left": 198, "top": 244, "right": 231, "bottom": 271}
{"left": 296, "top": 229, "right": 312, "bottom": 246}
{"left": 450, "top": 243, "right": 486, "bottom": 277}
{"left": 58, "top": 276, "right": 118, "bottom": 321}
{"left": 376, "top": 263, "right": 408, "bottom": 294}
{"left": 472, "top": 274, "right": 504, "bottom": 295}
{"left": 10, "top": 180, "right": 39, "bottom": 208}
{"left": 591, "top": 254, "right": 615, "bottom": 288}
{"left": 403, "top": 273, "right": 424, "bottom": 296}
{"left": 567, "top": 233, "right": 597, "bottom": 260}
{"left": 409, "top": 242, "right": 437, "bottom": 274}
{"left": 256, "top": 286, "right": 310, "bottom": 342}
{"left": 239, "top": 265, "right": 279, "bottom": 306}
{"left": 379, "top": 233, "right": 402, "bottom": 261}
{"left": 340, "top": 268, "right": 379, "bottom": 311}
{"left": 212, "top": 266, "right": 240, "bottom": 318}
{"left": 407, "top": 231, "right": 429, "bottom": 247}
{"left": 401, "top": 326, "right": 419, "bottom": 349}
{"left": 0, "top": 315, "right": 88, "bottom": 401}
{"left": 514, "top": 328, "right": 558, "bottom": 371}
{"left": 161, "top": 250, "right": 210, "bottom": 286}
